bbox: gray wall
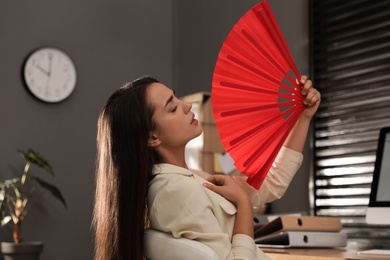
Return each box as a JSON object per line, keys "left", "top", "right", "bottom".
{"left": 0, "top": 0, "right": 308, "bottom": 259}
{"left": 0, "top": 1, "right": 174, "bottom": 259}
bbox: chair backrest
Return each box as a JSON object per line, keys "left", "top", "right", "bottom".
{"left": 144, "top": 229, "right": 219, "bottom": 260}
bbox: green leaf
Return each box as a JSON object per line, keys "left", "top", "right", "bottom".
{"left": 0, "top": 178, "right": 20, "bottom": 189}
{"left": 30, "top": 176, "right": 67, "bottom": 208}
{"left": 0, "top": 189, "right": 4, "bottom": 213}
{"left": 1, "top": 215, "right": 12, "bottom": 227}
{"left": 18, "top": 149, "right": 54, "bottom": 175}
{"left": 0, "top": 190, "right": 12, "bottom": 227}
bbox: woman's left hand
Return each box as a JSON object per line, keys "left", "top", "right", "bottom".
{"left": 203, "top": 175, "right": 250, "bottom": 206}
{"left": 299, "top": 75, "right": 321, "bottom": 119}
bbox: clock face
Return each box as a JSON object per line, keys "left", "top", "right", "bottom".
{"left": 23, "top": 47, "right": 77, "bottom": 103}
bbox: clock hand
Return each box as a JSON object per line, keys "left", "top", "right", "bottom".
{"left": 48, "top": 52, "right": 53, "bottom": 76}
{"left": 44, "top": 71, "right": 52, "bottom": 98}
{"left": 32, "top": 61, "right": 50, "bottom": 77}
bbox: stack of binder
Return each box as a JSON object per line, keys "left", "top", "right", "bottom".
{"left": 254, "top": 216, "right": 347, "bottom": 248}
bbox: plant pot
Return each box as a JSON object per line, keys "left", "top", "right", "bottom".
{"left": 1, "top": 242, "right": 43, "bottom": 260}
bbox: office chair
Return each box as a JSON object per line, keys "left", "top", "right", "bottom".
{"left": 144, "top": 228, "right": 219, "bottom": 260}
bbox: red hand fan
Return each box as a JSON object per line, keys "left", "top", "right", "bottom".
{"left": 212, "top": 0, "right": 305, "bottom": 189}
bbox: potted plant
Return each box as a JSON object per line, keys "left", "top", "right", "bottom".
{"left": 0, "top": 149, "right": 67, "bottom": 260}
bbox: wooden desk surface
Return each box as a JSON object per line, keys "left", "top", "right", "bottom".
{"left": 263, "top": 248, "right": 386, "bottom": 260}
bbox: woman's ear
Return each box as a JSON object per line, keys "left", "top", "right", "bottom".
{"left": 148, "top": 132, "right": 160, "bottom": 147}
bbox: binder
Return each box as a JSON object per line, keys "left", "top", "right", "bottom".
{"left": 253, "top": 212, "right": 304, "bottom": 229}
{"left": 254, "top": 216, "right": 342, "bottom": 238}
{"left": 255, "top": 231, "right": 347, "bottom": 248}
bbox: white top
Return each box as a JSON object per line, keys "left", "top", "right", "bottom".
{"left": 147, "top": 146, "right": 303, "bottom": 260}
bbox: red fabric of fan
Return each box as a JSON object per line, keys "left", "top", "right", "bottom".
{"left": 212, "top": 0, "right": 305, "bottom": 189}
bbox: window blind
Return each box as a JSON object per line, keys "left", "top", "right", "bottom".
{"left": 310, "top": 0, "right": 390, "bottom": 249}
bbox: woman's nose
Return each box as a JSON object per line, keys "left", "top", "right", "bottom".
{"left": 183, "top": 100, "right": 192, "bottom": 113}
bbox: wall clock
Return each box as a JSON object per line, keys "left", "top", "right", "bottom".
{"left": 22, "top": 47, "right": 77, "bottom": 103}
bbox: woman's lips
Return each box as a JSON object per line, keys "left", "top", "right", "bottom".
{"left": 191, "top": 114, "right": 199, "bottom": 125}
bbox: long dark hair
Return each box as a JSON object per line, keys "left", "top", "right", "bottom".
{"left": 93, "top": 76, "right": 159, "bottom": 260}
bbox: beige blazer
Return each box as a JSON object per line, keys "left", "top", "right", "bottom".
{"left": 147, "top": 146, "right": 303, "bottom": 260}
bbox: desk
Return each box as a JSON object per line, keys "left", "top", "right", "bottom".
{"left": 263, "top": 248, "right": 386, "bottom": 260}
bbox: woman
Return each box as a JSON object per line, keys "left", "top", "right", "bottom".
{"left": 93, "top": 75, "right": 320, "bottom": 260}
